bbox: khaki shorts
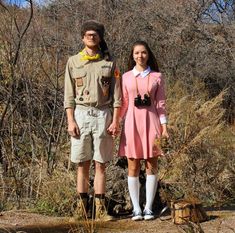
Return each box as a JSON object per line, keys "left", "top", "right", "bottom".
{"left": 71, "top": 106, "right": 113, "bottom": 163}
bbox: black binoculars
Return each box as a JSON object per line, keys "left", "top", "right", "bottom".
{"left": 134, "top": 94, "right": 151, "bottom": 107}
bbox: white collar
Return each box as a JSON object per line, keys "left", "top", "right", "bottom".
{"left": 132, "top": 66, "right": 151, "bottom": 78}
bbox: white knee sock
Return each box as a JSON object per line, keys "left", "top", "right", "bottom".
{"left": 128, "top": 176, "right": 141, "bottom": 213}
{"left": 145, "top": 174, "right": 158, "bottom": 211}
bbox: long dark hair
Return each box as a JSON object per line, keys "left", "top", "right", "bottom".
{"left": 127, "top": 41, "right": 160, "bottom": 72}
{"left": 100, "top": 39, "right": 111, "bottom": 61}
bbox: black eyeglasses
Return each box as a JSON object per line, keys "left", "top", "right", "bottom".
{"left": 84, "top": 33, "right": 99, "bottom": 39}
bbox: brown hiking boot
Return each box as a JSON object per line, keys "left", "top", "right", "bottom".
{"left": 95, "top": 198, "right": 114, "bottom": 221}
{"left": 74, "top": 197, "right": 88, "bottom": 221}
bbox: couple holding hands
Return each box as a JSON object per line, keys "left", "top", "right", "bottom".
{"left": 64, "top": 20, "right": 169, "bottom": 222}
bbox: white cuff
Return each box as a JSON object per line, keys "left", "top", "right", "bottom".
{"left": 160, "top": 116, "right": 167, "bottom": 124}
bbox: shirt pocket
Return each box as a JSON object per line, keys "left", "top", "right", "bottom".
{"left": 73, "top": 68, "right": 87, "bottom": 88}
{"left": 101, "top": 67, "right": 112, "bottom": 78}
{"left": 99, "top": 67, "right": 112, "bottom": 95}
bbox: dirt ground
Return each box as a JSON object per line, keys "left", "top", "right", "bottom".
{"left": 0, "top": 208, "right": 235, "bottom": 233}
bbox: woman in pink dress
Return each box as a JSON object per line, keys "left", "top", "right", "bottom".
{"left": 118, "top": 41, "right": 169, "bottom": 221}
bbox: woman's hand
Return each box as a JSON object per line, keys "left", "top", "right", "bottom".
{"left": 161, "top": 123, "right": 169, "bottom": 138}
{"left": 107, "top": 107, "right": 121, "bottom": 137}
{"left": 107, "top": 121, "right": 119, "bottom": 137}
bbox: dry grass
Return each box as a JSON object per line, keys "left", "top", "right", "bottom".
{"left": 34, "top": 165, "right": 76, "bottom": 216}
{"left": 158, "top": 80, "right": 234, "bottom": 205}
{"left": 1, "top": 80, "right": 234, "bottom": 217}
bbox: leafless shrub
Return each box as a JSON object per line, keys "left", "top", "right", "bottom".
{"left": 0, "top": 0, "right": 234, "bottom": 214}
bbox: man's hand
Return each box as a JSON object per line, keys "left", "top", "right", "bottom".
{"left": 107, "top": 107, "right": 121, "bottom": 137}
{"left": 67, "top": 120, "right": 80, "bottom": 139}
{"left": 107, "top": 121, "right": 119, "bottom": 137}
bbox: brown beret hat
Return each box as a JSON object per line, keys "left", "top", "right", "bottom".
{"left": 81, "top": 20, "right": 105, "bottom": 38}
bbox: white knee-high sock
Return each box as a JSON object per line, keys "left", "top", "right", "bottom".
{"left": 128, "top": 176, "right": 141, "bottom": 212}
{"left": 145, "top": 174, "right": 158, "bottom": 211}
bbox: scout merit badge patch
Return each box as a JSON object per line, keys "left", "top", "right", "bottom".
{"left": 76, "top": 77, "right": 83, "bottom": 87}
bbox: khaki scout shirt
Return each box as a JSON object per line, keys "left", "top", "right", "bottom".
{"left": 64, "top": 53, "right": 122, "bottom": 109}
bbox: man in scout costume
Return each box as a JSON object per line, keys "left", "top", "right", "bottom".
{"left": 64, "top": 20, "right": 121, "bottom": 221}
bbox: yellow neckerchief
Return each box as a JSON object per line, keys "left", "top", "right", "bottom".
{"left": 79, "top": 49, "right": 101, "bottom": 61}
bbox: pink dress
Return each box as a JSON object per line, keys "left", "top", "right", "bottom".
{"left": 118, "top": 71, "right": 167, "bottom": 159}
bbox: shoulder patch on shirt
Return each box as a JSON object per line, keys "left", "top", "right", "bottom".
{"left": 114, "top": 68, "right": 121, "bottom": 79}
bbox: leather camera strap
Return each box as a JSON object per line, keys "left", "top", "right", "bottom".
{"left": 135, "top": 73, "right": 150, "bottom": 96}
